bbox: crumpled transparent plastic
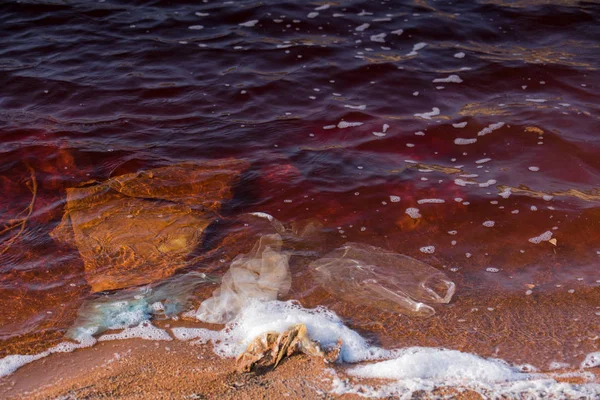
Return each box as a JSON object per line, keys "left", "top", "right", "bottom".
{"left": 196, "top": 234, "right": 291, "bottom": 324}
{"left": 309, "top": 243, "right": 455, "bottom": 317}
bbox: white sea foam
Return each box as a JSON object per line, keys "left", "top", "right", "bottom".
{"left": 315, "top": 4, "right": 330, "bottom": 11}
{"left": 188, "top": 25, "right": 204, "bottom": 30}
{"left": 433, "top": 75, "right": 462, "bottom": 83}
{"left": 355, "top": 23, "right": 370, "bottom": 32}
{"left": 344, "top": 104, "right": 366, "bottom": 110}
{"left": 419, "top": 246, "right": 435, "bottom": 254}
{"left": 239, "top": 20, "right": 259, "bottom": 27}
{"left": 528, "top": 231, "right": 553, "bottom": 244}
{"left": 98, "top": 321, "right": 172, "bottom": 342}
{"left": 454, "top": 52, "right": 466, "bottom": 58}
{"left": 391, "top": 29, "right": 404, "bottom": 35}
{"left": 389, "top": 195, "right": 400, "bottom": 203}
{"left": 337, "top": 121, "right": 363, "bottom": 128}
{"left": 499, "top": 187, "right": 512, "bottom": 198}
{"left": 212, "top": 300, "right": 390, "bottom": 362}
{"left": 454, "top": 138, "right": 477, "bottom": 145}
{"left": 405, "top": 207, "right": 421, "bottom": 219}
{"left": 417, "top": 198, "right": 444, "bottom": 204}
{"left": 452, "top": 121, "right": 467, "bottom": 128}
{"left": 454, "top": 178, "right": 475, "bottom": 186}
{"left": 307, "top": 12, "right": 319, "bottom": 18}
{"left": 0, "top": 354, "right": 47, "bottom": 377}
{"left": 171, "top": 327, "right": 217, "bottom": 344}
{"left": 348, "top": 347, "right": 522, "bottom": 382}
{"left": 479, "top": 179, "right": 497, "bottom": 188}
{"left": 249, "top": 211, "right": 275, "bottom": 221}
{"left": 476, "top": 158, "right": 491, "bottom": 164}
{"left": 407, "top": 42, "right": 427, "bottom": 56}
{"left": 526, "top": 98, "right": 547, "bottom": 103}
{"left": 483, "top": 221, "right": 495, "bottom": 227}
{"left": 370, "top": 33, "right": 387, "bottom": 42}
{"left": 478, "top": 122, "right": 505, "bottom": 136}
{"left": 414, "top": 107, "right": 439, "bottom": 119}
{"left": 0, "top": 334, "right": 97, "bottom": 377}
{"left": 581, "top": 352, "right": 600, "bottom": 369}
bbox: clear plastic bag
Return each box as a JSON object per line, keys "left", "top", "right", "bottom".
{"left": 196, "top": 234, "right": 291, "bottom": 324}
{"left": 310, "top": 243, "right": 455, "bottom": 317}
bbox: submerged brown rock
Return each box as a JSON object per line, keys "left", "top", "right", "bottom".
{"left": 51, "top": 159, "right": 249, "bottom": 292}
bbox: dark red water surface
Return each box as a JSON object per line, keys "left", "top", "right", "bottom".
{"left": 1, "top": 0, "right": 599, "bottom": 369}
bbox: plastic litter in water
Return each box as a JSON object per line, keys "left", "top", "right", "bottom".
{"left": 195, "top": 234, "right": 291, "bottom": 324}
{"left": 309, "top": 243, "right": 455, "bottom": 317}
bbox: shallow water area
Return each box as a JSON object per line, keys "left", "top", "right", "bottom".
{"left": 1, "top": 0, "right": 599, "bottom": 397}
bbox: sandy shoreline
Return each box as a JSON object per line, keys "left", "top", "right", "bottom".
{"left": 1, "top": 310, "right": 598, "bottom": 400}
{"left": 0, "top": 337, "right": 558, "bottom": 400}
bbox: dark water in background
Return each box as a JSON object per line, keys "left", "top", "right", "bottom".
{"left": 1, "top": 0, "right": 599, "bottom": 368}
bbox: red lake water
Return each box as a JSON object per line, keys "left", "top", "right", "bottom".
{"left": 1, "top": 0, "right": 599, "bottom": 382}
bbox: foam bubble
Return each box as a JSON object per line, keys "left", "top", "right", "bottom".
{"left": 478, "top": 122, "right": 505, "bottom": 136}
{"left": 478, "top": 179, "right": 497, "bottom": 188}
{"left": 417, "top": 199, "right": 445, "bottom": 204}
{"left": 355, "top": 23, "right": 370, "bottom": 31}
{"left": 307, "top": 12, "right": 319, "bottom": 18}
{"left": 171, "top": 327, "right": 218, "bottom": 344}
{"left": 499, "top": 187, "right": 512, "bottom": 198}
{"left": 581, "top": 352, "right": 600, "bottom": 369}
{"left": 389, "top": 195, "right": 401, "bottom": 203}
{"left": 407, "top": 42, "right": 427, "bottom": 56}
{"left": 452, "top": 121, "right": 468, "bottom": 128}
{"left": 391, "top": 29, "right": 404, "bottom": 35}
{"left": 414, "top": 107, "right": 440, "bottom": 119}
{"left": 419, "top": 246, "right": 435, "bottom": 254}
{"left": 476, "top": 158, "right": 491, "bottom": 164}
{"left": 454, "top": 52, "right": 466, "bottom": 58}
{"left": 337, "top": 121, "right": 363, "bottom": 128}
{"left": 405, "top": 207, "right": 421, "bottom": 219}
{"left": 370, "top": 33, "right": 387, "bottom": 42}
{"left": 528, "top": 166, "right": 540, "bottom": 172}
{"left": 528, "top": 231, "right": 553, "bottom": 244}
{"left": 249, "top": 211, "right": 275, "bottom": 221}
{"left": 526, "top": 98, "right": 547, "bottom": 103}
{"left": 482, "top": 221, "right": 495, "bottom": 227}
{"left": 99, "top": 321, "right": 172, "bottom": 342}
{"left": 433, "top": 75, "right": 462, "bottom": 83}
{"left": 454, "top": 178, "right": 475, "bottom": 186}
{"left": 454, "top": 138, "right": 477, "bottom": 145}
{"left": 239, "top": 20, "right": 259, "bottom": 27}
{"left": 344, "top": 104, "right": 366, "bottom": 110}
